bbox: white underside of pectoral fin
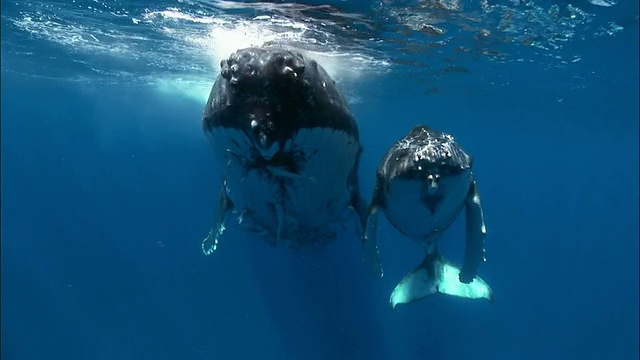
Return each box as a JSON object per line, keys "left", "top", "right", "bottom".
{"left": 461, "top": 178, "right": 487, "bottom": 283}
{"left": 202, "top": 185, "right": 233, "bottom": 256}
{"left": 202, "top": 223, "right": 225, "bottom": 255}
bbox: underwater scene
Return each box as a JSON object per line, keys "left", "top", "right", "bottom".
{"left": 1, "top": 0, "right": 638, "bottom": 359}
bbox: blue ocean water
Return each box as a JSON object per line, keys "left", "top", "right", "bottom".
{"left": 1, "top": 0, "right": 638, "bottom": 359}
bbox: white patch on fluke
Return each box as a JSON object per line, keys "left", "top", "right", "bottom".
{"left": 389, "top": 256, "right": 493, "bottom": 308}
{"left": 437, "top": 263, "right": 492, "bottom": 299}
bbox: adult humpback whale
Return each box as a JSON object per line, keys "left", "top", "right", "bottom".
{"left": 364, "top": 125, "right": 493, "bottom": 308}
{"left": 200, "top": 46, "right": 370, "bottom": 255}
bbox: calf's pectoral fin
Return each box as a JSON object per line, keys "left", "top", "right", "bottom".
{"left": 459, "top": 178, "right": 487, "bottom": 283}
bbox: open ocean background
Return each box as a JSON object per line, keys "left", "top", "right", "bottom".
{"left": 1, "top": 0, "right": 638, "bottom": 359}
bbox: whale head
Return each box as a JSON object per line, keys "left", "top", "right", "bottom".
{"left": 382, "top": 125, "right": 472, "bottom": 183}
{"left": 203, "top": 46, "right": 358, "bottom": 159}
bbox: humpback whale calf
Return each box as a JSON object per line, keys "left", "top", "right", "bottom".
{"left": 364, "top": 125, "right": 493, "bottom": 308}
{"left": 200, "top": 46, "right": 370, "bottom": 255}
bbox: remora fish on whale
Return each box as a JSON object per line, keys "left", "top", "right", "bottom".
{"left": 200, "top": 46, "right": 372, "bottom": 255}
{"left": 364, "top": 125, "right": 493, "bottom": 308}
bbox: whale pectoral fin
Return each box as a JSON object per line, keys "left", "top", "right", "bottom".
{"left": 361, "top": 174, "right": 386, "bottom": 278}
{"left": 348, "top": 154, "right": 369, "bottom": 236}
{"left": 459, "top": 178, "right": 487, "bottom": 284}
{"left": 202, "top": 226, "right": 224, "bottom": 256}
{"left": 389, "top": 253, "right": 493, "bottom": 309}
{"left": 363, "top": 206, "right": 383, "bottom": 278}
{"left": 202, "top": 184, "right": 234, "bottom": 256}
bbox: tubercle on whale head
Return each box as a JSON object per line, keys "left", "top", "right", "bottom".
{"left": 213, "top": 47, "right": 311, "bottom": 151}
{"left": 220, "top": 47, "right": 307, "bottom": 89}
{"left": 203, "top": 46, "right": 360, "bottom": 153}
{"left": 382, "top": 126, "right": 473, "bottom": 181}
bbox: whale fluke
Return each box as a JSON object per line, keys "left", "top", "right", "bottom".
{"left": 390, "top": 252, "right": 493, "bottom": 309}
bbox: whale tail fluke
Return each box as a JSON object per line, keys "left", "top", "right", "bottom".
{"left": 389, "top": 252, "right": 493, "bottom": 309}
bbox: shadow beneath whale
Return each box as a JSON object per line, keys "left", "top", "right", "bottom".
{"left": 245, "top": 230, "right": 389, "bottom": 360}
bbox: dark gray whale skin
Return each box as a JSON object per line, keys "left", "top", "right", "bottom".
{"left": 200, "top": 46, "right": 370, "bottom": 254}
{"left": 203, "top": 46, "right": 359, "bottom": 150}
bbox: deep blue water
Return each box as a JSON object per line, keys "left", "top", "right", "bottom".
{"left": 2, "top": 0, "right": 638, "bottom": 359}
